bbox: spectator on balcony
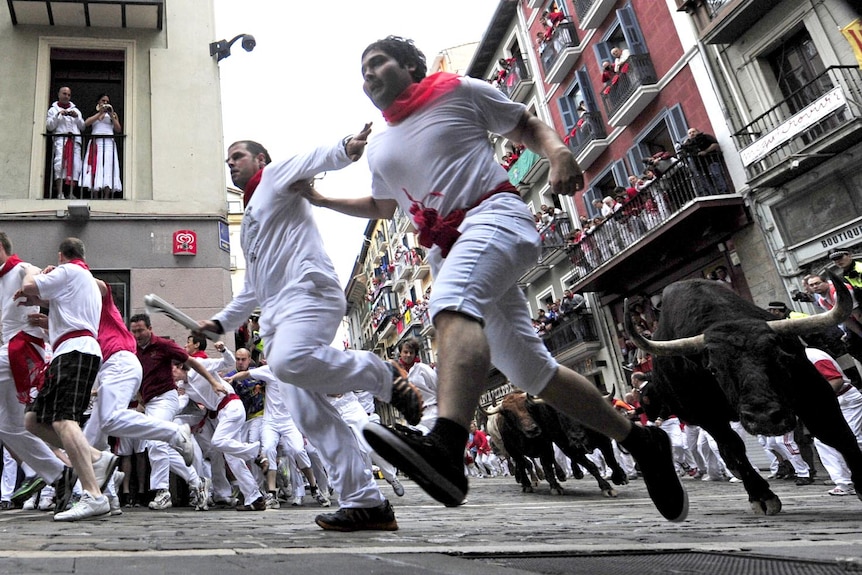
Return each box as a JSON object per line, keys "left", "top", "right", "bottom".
{"left": 682, "top": 127, "right": 728, "bottom": 194}
{"left": 612, "top": 46, "right": 630, "bottom": 74}
{"left": 80, "top": 94, "right": 122, "bottom": 199}
{"left": 601, "top": 196, "right": 621, "bottom": 218}
{"left": 536, "top": 31, "right": 549, "bottom": 54}
{"left": 540, "top": 203, "right": 561, "bottom": 225}
{"left": 46, "top": 86, "right": 85, "bottom": 200}
{"left": 560, "top": 290, "right": 586, "bottom": 315}
{"left": 600, "top": 61, "right": 615, "bottom": 95}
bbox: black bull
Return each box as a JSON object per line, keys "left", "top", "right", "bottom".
{"left": 484, "top": 393, "right": 628, "bottom": 497}
{"left": 626, "top": 274, "right": 862, "bottom": 515}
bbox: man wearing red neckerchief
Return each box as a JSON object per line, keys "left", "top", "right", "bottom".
{"left": 0, "top": 233, "right": 72, "bottom": 509}
{"left": 45, "top": 86, "right": 84, "bottom": 200}
{"left": 198, "top": 123, "right": 425, "bottom": 531}
{"left": 304, "top": 35, "right": 687, "bottom": 523}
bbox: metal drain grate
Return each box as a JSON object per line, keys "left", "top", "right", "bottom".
{"left": 469, "top": 551, "right": 858, "bottom": 575}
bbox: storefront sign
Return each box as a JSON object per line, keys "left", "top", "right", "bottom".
{"left": 793, "top": 217, "right": 862, "bottom": 263}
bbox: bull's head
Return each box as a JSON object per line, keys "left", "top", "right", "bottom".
{"left": 623, "top": 271, "right": 851, "bottom": 435}
{"left": 624, "top": 271, "right": 851, "bottom": 356}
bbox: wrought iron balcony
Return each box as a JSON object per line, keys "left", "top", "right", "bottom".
{"left": 541, "top": 312, "right": 601, "bottom": 361}
{"left": 676, "top": 0, "right": 775, "bottom": 45}
{"left": 496, "top": 61, "right": 534, "bottom": 103}
{"left": 563, "top": 111, "right": 608, "bottom": 171}
{"left": 507, "top": 149, "right": 549, "bottom": 190}
{"left": 572, "top": 0, "right": 616, "bottom": 30}
{"left": 733, "top": 66, "right": 862, "bottom": 188}
{"left": 539, "top": 21, "right": 582, "bottom": 84}
{"left": 599, "top": 53, "right": 659, "bottom": 126}
{"left": 567, "top": 157, "right": 744, "bottom": 294}
{"left": 43, "top": 133, "right": 125, "bottom": 200}
{"left": 519, "top": 214, "right": 573, "bottom": 284}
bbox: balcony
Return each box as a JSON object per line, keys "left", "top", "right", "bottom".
{"left": 507, "top": 149, "right": 549, "bottom": 192}
{"left": 540, "top": 22, "right": 583, "bottom": 84}
{"left": 676, "top": 0, "right": 775, "bottom": 45}
{"left": 496, "top": 61, "right": 534, "bottom": 103}
{"left": 733, "top": 66, "right": 862, "bottom": 188}
{"left": 573, "top": 0, "right": 616, "bottom": 30}
{"left": 568, "top": 159, "right": 747, "bottom": 295}
{"left": 541, "top": 313, "right": 601, "bottom": 364}
{"left": 419, "top": 309, "right": 435, "bottom": 336}
{"left": 600, "top": 54, "right": 659, "bottom": 126}
{"left": 8, "top": 0, "right": 163, "bottom": 29}
{"left": 564, "top": 111, "right": 609, "bottom": 171}
{"left": 43, "top": 133, "right": 126, "bottom": 200}
{"left": 519, "top": 214, "right": 573, "bottom": 285}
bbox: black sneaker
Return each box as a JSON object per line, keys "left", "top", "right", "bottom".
{"left": 363, "top": 423, "right": 467, "bottom": 507}
{"left": 387, "top": 360, "right": 424, "bottom": 425}
{"left": 621, "top": 425, "right": 689, "bottom": 522}
{"left": 795, "top": 476, "right": 815, "bottom": 486}
{"left": 11, "top": 476, "right": 46, "bottom": 505}
{"left": 315, "top": 500, "right": 398, "bottom": 532}
{"left": 53, "top": 467, "right": 78, "bottom": 516}
{"left": 236, "top": 495, "right": 266, "bottom": 511}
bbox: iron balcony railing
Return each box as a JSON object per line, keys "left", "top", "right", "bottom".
{"left": 496, "top": 60, "right": 530, "bottom": 100}
{"left": 563, "top": 111, "right": 607, "bottom": 158}
{"left": 572, "top": 0, "right": 594, "bottom": 20}
{"left": 541, "top": 312, "right": 599, "bottom": 356}
{"left": 537, "top": 214, "right": 574, "bottom": 263}
{"left": 43, "top": 133, "right": 125, "bottom": 199}
{"left": 567, "top": 155, "right": 732, "bottom": 275}
{"left": 540, "top": 21, "right": 580, "bottom": 76}
{"left": 599, "top": 53, "right": 658, "bottom": 119}
{"left": 732, "top": 66, "right": 862, "bottom": 182}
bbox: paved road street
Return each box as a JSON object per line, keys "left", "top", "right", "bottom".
{"left": 0, "top": 470, "right": 859, "bottom": 574}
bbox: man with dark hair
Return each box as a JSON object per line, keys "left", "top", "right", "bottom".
{"left": 196, "top": 131, "right": 426, "bottom": 530}
{"left": 18, "top": 237, "right": 112, "bottom": 520}
{"left": 129, "top": 313, "right": 217, "bottom": 511}
{"left": 396, "top": 337, "right": 438, "bottom": 434}
{"left": 186, "top": 334, "right": 208, "bottom": 359}
{"left": 305, "top": 35, "right": 687, "bottom": 522}
{"left": 46, "top": 87, "right": 84, "bottom": 199}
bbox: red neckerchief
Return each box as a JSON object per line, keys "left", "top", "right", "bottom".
{"left": 243, "top": 168, "right": 264, "bottom": 207}
{"left": 192, "top": 351, "right": 208, "bottom": 359}
{"left": 57, "top": 101, "right": 71, "bottom": 110}
{"left": 382, "top": 72, "right": 461, "bottom": 125}
{"left": 67, "top": 258, "right": 90, "bottom": 270}
{"left": 0, "top": 255, "right": 22, "bottom": 278}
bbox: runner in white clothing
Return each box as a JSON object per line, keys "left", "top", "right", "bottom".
{"left": 196, "top": 134, "right": 422, "bottom": 531}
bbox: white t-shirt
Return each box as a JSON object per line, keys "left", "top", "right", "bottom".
{"left": 33, "top": 263, "right": 101, "bottom": 358}
{"left": 368, "top": 77, "right": 526, "bottom": 219}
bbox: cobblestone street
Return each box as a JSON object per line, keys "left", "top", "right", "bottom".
{"left": 0, "top": 471, "right": 859, "bottom": 574}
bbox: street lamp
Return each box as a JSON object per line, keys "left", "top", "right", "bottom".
{"left": 209, "top": 34, "right": 256, "bottom": 62}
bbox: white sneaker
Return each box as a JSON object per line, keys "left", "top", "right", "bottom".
{"left": 92, "top": 451, "right": 119, "bottom": 492}
{"left": 113, "top": 470, "right": 125, "bottom": 494}
{"left": 195, "top": 478, "right": 210, "bottom": 511}
{"left": 53, "top": 491, "right": 110, "bottom": 521}
{"left": 37, "top": 496, "right": 55, "bottom": 511}
{"left": 310, "top": 487, "right": 331, "bottom": 507}
{"left": 290, "top": 495, "right": 303, "bottom": 507}
{"left": 388, "top": 478, "right": 405, "bottom": 497}
{"left": 264, "top": 492, "right": 280, "bottom": 509}
{"left": 148, "top": 489, "right": 172, "bottom": 510}
{"left": 22, "top": 494, "right": 38, "bottom": 511}
{"left": 172, "top": 424, "right": 195, "bottom": 467}
{"left": 828, "top": 486, "right": 856, "bottom": 496}
{"left": 109, "top": 495, "right": 123, "bottom": 516}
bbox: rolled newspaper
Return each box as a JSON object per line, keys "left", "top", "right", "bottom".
{"left": 143, "top": 293, "right": 220, "bottom": 341}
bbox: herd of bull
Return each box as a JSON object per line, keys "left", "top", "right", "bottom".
{"left": 480, "top": 271, "right": 862, "bottom": 516}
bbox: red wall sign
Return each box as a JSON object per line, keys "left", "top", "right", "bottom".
{"left": 173, "top": 230, "right": 197, "bottom": 256}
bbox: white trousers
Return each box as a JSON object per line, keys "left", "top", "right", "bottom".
{"left": 84, "top": 351, "right": 180, "bottom": 451}
{"left": 278, "top": 382, "right": 381, "bottom": 508}
{"left": 814, "top": 387, "right": 862, "bottom": 489}
{"left": 261, "top": 416, "right": 310, "bottom": 471}
{"left": 211, "top": 400, "right": 260, "bottom": 504}
{"left": 333, "top": 396, "right": 397, "bottom": 483}
{"left": 145, "top": 389, "right": 198, "bottom": 490}
{"left": 1, "top": 448, "right": 17, "bottom": 501}
{"left": 764, "top": 432, "right": 810, "bottom": 477}
{"left": 0, "top": 345, "right": 64, "bottom": 483}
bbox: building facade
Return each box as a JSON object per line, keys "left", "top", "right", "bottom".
{"left": 1, "top": 0, "right": 231, "bottom": 337}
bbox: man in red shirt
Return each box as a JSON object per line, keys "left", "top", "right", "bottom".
{"left": 129, "top": 313, "right": 222, "bottom": 510}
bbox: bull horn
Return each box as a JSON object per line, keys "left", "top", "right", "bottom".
{"left": 478, "top": 403, "right": 501, "bottom": 416}
{"left": 767, "top": 271, "right": 852, "bottom": 335}
{"left": 603, "top": 383, "right": 617, "bottom": 401}
{"left": 624, "top": 298, "right": 706, "bottom": 356}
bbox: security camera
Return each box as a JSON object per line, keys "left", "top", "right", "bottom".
{"left": 241, "top": 35, "right": 256, "bottom": 52}
{"left": 790, "top": 159, "right": 800, "bottom": 169}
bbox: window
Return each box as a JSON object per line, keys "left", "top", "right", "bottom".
{"left": 584, "top": 161, "right": 628, "bottom": 218}
{"left": 45, "top": 48, "right": 126, "bottom": 200}
{"left": 93, "top": 270, "right": 130, "bottom": 323}
{"left": 592, "top": 3, "right": 648, "bottom": 66}
{"left": 626, "top": 105, "right": 689, "bottom": 175}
